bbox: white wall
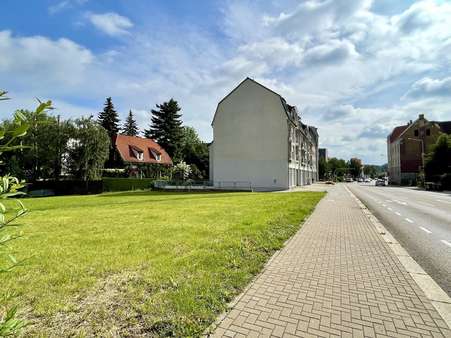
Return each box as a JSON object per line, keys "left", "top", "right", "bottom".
{"left": 211, "top": 79, "right": 289, "bottom": 190}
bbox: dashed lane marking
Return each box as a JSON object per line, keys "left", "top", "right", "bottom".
{"left": 440, "top": 240, "right": 451, "bottom": 248}
{"left": 394, "top": 200, "right": 408, "bottom": 205}
{"left": 405, "top": 218, "right": 414, "bottom": 223}
{"left": 395, "top": 212, "right": 401, "bottom": 216}
{"left": 419, "top": 227, "right": 432, "bottom": 234}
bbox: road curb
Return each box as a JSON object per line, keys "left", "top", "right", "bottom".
{"left": 344, "top": 185, "right": 451, "bottom": 329}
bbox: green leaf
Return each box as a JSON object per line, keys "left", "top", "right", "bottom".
{"left": 11, "top": 123, "right": 29, "bottom": 138}
{"left": 35, "top": 100, "right": 53, "bottom": 114}
{"left": 0, "top": 202, "right": 5, "bottom": 213}
{"left": 2, "top": 176, "right": 9, "bottom": 192}
{"left": 14, "top": 110, "right": 26, "bottom": 122}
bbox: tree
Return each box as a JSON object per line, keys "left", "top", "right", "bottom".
{"left": 327, "top": 157, "right": 348, "bottom": 179}
{"left": 144, "top": 99, "right": 183, "bottom": 160}
{"left": 122, "top": 110, "right": 139, "bottom": 136}
{"left": 348, "top": 158, "right": 362, "bottom": 178}
{"left": 66, "top": 117, "right": 110, "bottom": 181}
{"left": 98, "top": 97, "right": 120, "bottom": 138}
{"left": 179, "top": 126, "right": 209, "bottom": 179}
{"left": 172, "top": 161, "right": 192, "bottom": 181}
{"left": 1, "top": 112, "right": 72, "bottom": 181}
{"left": 363, "top": 165, "right": 378, "bottom": 178}
{"left": 425, "top": 134, "right": 451, "bottom": 179}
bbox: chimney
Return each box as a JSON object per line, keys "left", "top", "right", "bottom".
{"left": 419, "top": 113, "right": 424, "bottom": 119}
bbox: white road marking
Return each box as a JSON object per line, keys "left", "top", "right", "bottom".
{"left": 419, "top": 227, "right": 432, "bottom": 234}
{"left": 382, "top": 204, "right": 387, "bottom": 207}
{"left": 405, "top": 218, "right": 414, "bottom": 223}
{"left": 436, "top": 199, "right": 451, "bottom": 204}
{"left": 395, "top": 212, "right": 402, "bottom": 216}
{"left": 441, "top": 240, "right": 451, "bottom": 248}
{"left": 388, "top": 207, "right": 393, "bottom": 211}
{"left": 394, "top": 200, "right": 408, "bottom": 206}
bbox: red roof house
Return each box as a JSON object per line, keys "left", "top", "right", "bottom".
{"left": 113, "top": 135, "right": 172, "bottom": 166}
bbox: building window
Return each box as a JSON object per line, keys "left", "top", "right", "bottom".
{"left": 150, "top": 149, "right": 161, "bottom": 161}
{"left": 426, "top": 129, "right": 430, "bottom": 136}
{"left": 132, "top": 148, "right": 144, "bottom": 161}
{"left": 414, "top": 129, "right": 419, "bottom": 136}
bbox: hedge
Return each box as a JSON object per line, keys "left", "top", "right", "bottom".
{"left": 26, "top": 180, "right": 103, "bottom": 196}
{"left": 102, "top": 178, "right": 155, "bottom": 192}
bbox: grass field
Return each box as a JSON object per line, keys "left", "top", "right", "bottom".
{"left": 2, "top": 190, "right": 324, "bottom": 336}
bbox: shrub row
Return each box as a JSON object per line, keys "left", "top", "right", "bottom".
{"left": 26, "top": 178, "right": 156, "bottom": 196}
{"left": 26, "top": 180, "right": 103, "bottom": 196}
{"left": 102, "top": 178, "right": 155, "bottom": 192}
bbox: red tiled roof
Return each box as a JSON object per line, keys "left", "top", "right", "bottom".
{"left": 388, "top": 125, "right": 408, "bottom": 143}
{"left": 113, "top": 134, "right": 172, "bottom": 165}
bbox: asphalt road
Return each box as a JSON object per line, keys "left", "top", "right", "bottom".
{"left": 346, "top": 182, "right": 451, "bottom": 297}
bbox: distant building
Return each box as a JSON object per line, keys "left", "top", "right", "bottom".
{"left": 319, "top": 148, "right": 328, "bottom": 162}
{"left": 387, "top": 114, "right": 451, "bottom": 185}
{"left": 209, "top": 77, "right": 319, "bottom": 191}
{"left": 112, "top": 135, "right": 172, "bottom": 177}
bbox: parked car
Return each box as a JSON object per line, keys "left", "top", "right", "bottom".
{"left": 375, "top": 179, "right": 386, "bottom": 186}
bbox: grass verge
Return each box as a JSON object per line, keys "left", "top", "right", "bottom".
{"left": 1, "top": 190, "right": 324, "bottom": 336}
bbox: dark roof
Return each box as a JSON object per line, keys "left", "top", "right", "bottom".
{"left": 113, "top": 135, "right": 172, "bottom": 165}
{"left": 437, "top": 121, "right": 451, "bottom": 134}
{"left": 388, "top": 125, "right": 408, "bottom": 143}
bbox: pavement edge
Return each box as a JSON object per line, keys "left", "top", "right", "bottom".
{"left": 344, "top": 185, "right": 451, "bottom": 329}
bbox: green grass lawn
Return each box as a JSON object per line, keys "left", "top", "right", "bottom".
{"left": 2, "top": 190, "right": 324, "bottom": 337}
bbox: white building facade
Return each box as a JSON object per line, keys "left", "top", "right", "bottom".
{"left": 209, "top": 78, "right": 319, "bottom": 191}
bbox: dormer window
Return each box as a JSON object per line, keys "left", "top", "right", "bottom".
{"left": 130, "top": 146, "right": 144, "bottom": 161}
{"left": 149, "top": 148, "right": 161, "bottom": 161}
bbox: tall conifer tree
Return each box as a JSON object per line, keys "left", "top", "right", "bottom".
{"left": 122, "top": 110, "right": 139, "bottom": 136}
{"left": 98, "top": 97, "right": 120, "bottom": 138}
{"left": 144, "top": 99, "right": 183, "bottom": 159}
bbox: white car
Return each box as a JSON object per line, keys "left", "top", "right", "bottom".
{"left": 375, "top": 179, "right": 386, "bottom": 186}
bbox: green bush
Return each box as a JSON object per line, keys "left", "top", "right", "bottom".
{"left": 102, "top": 178, "right": 155, "bottom": 192}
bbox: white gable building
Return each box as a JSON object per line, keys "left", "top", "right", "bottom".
{"left": 209, "top": 78, "right": 319, "bottom": 191}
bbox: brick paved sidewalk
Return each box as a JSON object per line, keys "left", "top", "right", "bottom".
{"left": 211, "top": 184, "right": 451, "bottom": 337}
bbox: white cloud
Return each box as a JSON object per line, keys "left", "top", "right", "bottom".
{"left": 48, "top": 0, "right": 88, "bottom": 14}
{"left": 2, "top": 0, "right": 451, "bottom": 164}
{"left": 303, "top": 40, "right": 358, "bottom": 65}
{"left": 404, "top": 76, "right": 451, "bottom": 99}
{"left": 87, "top": 12, "right": 133, "bottom": 37}
{"left": 0, "top": 30, "right": 94, "bottom": 92}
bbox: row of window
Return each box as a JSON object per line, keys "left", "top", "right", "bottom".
{"left": 130, "top": 146, "right": 161, "bottom": 161}
{"left": 414, "top": 129, "right": 431, "bottom": 137}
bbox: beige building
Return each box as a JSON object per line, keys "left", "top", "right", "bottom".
{"left": 209, "top": 78, "right": 318, "bottom": 191}
{"left": 387, "top": 114, "right": 450, "bottom": 185}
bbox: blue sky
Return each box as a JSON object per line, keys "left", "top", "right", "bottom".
{"left": 1, "top": 0, "right": 450, "bottom": 164}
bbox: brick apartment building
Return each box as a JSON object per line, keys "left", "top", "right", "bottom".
{"left": 387, "top": 114, "right": 451, "bottom": 185}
